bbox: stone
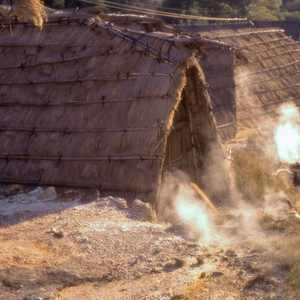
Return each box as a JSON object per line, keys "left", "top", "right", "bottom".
{"left": 199, "top": 272, "right": 206, "bottom": 279}
{"left": 51, "top": 228, "right": 64, "bottom": 237}
{"left": 211, "top": 271, "right": 224, "bottom": 277}
{"left": 56, "top": 189, "right": 83, "bottom": 202}
{"left": 174, "top": 258, "right": 186, "bottom": 268}
{"left": 79, "top": 189, "right": 100, "bottom": 203}
{"left": 114, "top": 198, "right": 127, "bottom": 209}
{"left": 38, "top": 187, "right": 57, "bottom": 200}
{"left": 131, "top": 199, "right": 157, "bottom": 222}
{"left": 196, "top": 257, "right": 205, "bottom": 265}
{"left": 150, "top": 267, "right": 162, "bottom": 273}
{"left": 4, "top": 184, "right": 23, "bottom": 197}
{"left": 28, "top": 187, "right": 43, "bottom": 196}
{"left": 225, "top": 249, "right": 236, "bottom": 256}
{"left": 170, "top": 295, "right": 185, "bottom": 300}
{"left": 76, "top": 236, "right": 88, "bottom": 243}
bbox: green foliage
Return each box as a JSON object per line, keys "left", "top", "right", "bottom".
{"left": 246, "top": 0, "right": 284, "bottom": 20}
{"left": 42, "top": 0, "right": 300, "bottom": 21}
{"left": 233, "top": 149, "right": 270, "bottom": 204}
{"left": 283, "top": 10, "right": 300, "bottom": 19}
{"left": 53, "top": 0, "right": 65, "bottom": 9}
{"left": 286, "top": 0, "right": 300, "bottom": 11}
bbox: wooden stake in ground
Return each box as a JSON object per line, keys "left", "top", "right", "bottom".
{"left": 190, "top": 182, "right": 220, "bottom": 216}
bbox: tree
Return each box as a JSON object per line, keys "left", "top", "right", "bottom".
{"left": 246, "top": 0, "right": 284, "bottom": 20}
{"left": 286, "top": 0, "right": 300, "bottom": 11}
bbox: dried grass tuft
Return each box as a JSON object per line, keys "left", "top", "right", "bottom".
{"left": 10, "top": 0, "right": 46, "bottom": 27}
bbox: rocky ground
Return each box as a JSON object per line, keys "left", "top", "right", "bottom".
{"left": 0, "top": 185, "right": 299, "bottom": 300}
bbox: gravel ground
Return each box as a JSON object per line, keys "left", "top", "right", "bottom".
{"left": 0, "top": 186, "right": 297, "bottom": 299}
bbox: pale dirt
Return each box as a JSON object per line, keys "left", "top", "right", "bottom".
{"left": 0, "top": 188, "right": 297, "bottom": 300}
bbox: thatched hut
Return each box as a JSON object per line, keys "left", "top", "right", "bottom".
{"left": 0, "top": 8, "right": 230, "bottom": 205}
{"left": 199, "top": 28, "right": 300, "bottom": 140}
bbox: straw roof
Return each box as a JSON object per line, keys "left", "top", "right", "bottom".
{"left": 201, "top": 28, "right": 300, "bottom": 138}
{"left": 198, "top": 43, "right": 236, "bottom": 141}
{"left": 0, "top": 8, "right": 228, "bottom": 204}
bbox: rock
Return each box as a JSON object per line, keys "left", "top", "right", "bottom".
{"left": 79, "top": 189, "right": 100, "bottom": 203}
{"left": 56, "top": 189, "right": 83, "bottom": 202}
{"left": 174, "top": 258, "right": 186, "bottom": 268}
{"left": 150, "top": 267, "right": 162, "bottom": 273}
{"left": 211, "top": 271, "right": 224, "bottom": 277}
{"left": 166, "top": 221, "right": 190, "bottom": 234}
{"left": 51, "top": 228, "right": 64, "bottom": 237}
{"left": 196, "top": 257, "right": 205, "bottom": 265}
{"left": 28, "top": 187, "right": 44, "bottom": 196}
{"left": 135, "top": 272, "right": 142, "bottom": 278}
{"left": 76, "top": 236, "right": 88, "bottom": 243}
{"left": 154, "top": 248, "right": 160, "bottom": 254}
{"left": 170, "top": 295, "right": 185, "bottom": 300}
{"left": 199, "top": 272, "right": 206, "bottom": 279}
{"left": 4, "top": 184, "right": 23, "bottom": 197}
{"left": 131, "top": 199, "right": 157, "bottom": 222}
{"left": 225, "top": 249, "right": 236, "bottom": 256}
{"left": 38, "top": 187, "right": 57, "bottom": 200}
{"left": 114, "top": 198, "right": 127, "bottom": 209}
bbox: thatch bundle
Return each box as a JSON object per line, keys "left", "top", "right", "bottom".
{"left": 0, "top": 0, "right": 46, "bottom": 27}
{"left": 0, "top": 8, "right": 228, "bottom": 204}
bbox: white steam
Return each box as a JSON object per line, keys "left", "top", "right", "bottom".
{"left": 275, "top": 104, "right": 300, "bottom": 163}
{"left": 174, "top": 184, "right": 213, "bottom": 242}
{"left": 158, "top": 170, "right": 215, "bottom": 243}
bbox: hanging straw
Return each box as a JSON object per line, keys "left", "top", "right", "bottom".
{"left": 0, "top": 0, "right": 47, "bottom": 28}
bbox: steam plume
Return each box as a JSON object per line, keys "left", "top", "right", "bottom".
{"left": 275, "top": 104, "right": 300, "bottom": 163}
{"left": 158, "top": 170, "right": 215, "bottom": 243}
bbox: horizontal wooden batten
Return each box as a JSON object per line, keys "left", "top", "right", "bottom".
{"left": 237, "top": 98, "right": 300, "bottom": 111}
{"left": 213, "top": 102, "right": 236, "bottom": 110}
{"left": 236, "top": 70, "right": 300, "bottom": 88}
{"left": 0, "top": 127, "right": 169, "bottom": 133}
{"left": 238, "top": 36, "right": 290, "bottom": 49}
{"left": 237, "top": 110, "right": 276, "bottom": 121}
{"left": 238, "top": 82, "right": 300, "bottom": 98}
{"left": 210, "top": 29, "right": 284, "bottom": 40}
{"left": 245, "top": 41, "right": 299, "bottom": 54}
{"left": 0, "top": 50, "right": 113, "bottom": 70}
{"left": 218, "top": 111, "right": 277, "bottom": 127}
{"left": 0, "top": 95, "right": 170, "bottom": 106}
{"left": 163, "top": 146, "right": 194, "bottom": 169}
{"left": 236, "top": 60, "right": 300, "bottom": 78}
{"left": 0, "top": 72, "right": 175, "bottom": 86}
{"left": 216, "top": 121, "right": 237, "bottom": 129}
{"left": 201, "top": 66, "right": 234, "bottom": 70}
{"left": 0, "top": 43, "right": 94, "bottom": 47}
{"left": 0, "top": 155, "right": 163, "bottom": 162}
{"left": 210, "top": 84, "right": 237, "bottom": 92}
{"left": 205, "top": 73, "right": 234, "bottom": 78}
{"left": 250, "top": 48, "right": 300, "bottom": 64}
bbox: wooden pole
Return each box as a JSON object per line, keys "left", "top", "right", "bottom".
{"left": 190, "top": 182, "right": 220, "bottom": 216}
{"left": 188, "top": 110, "right": 199, "bottom": 185}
